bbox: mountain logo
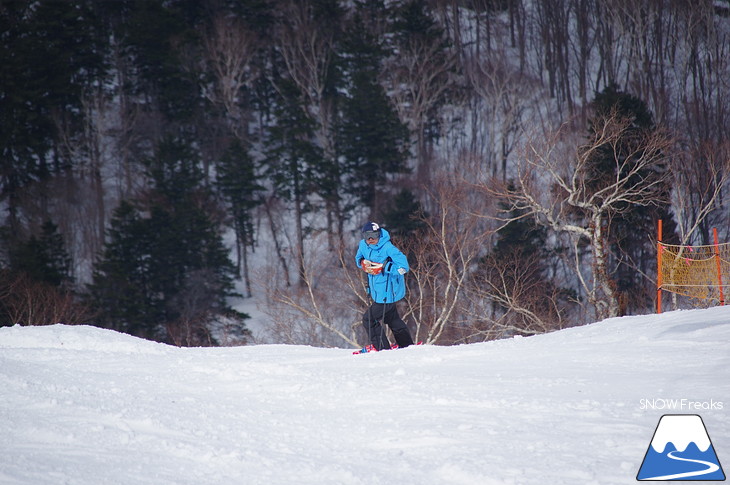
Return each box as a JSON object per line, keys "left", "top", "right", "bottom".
{"left": 637, "top": 414, "right": 725, "bottom": 481}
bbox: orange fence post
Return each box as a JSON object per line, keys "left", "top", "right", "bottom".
{"left": 657, "top": 219, "right": 662, "bottom": 314}
{"left": 713, "top": 227, "right": 725, "bottom": 306}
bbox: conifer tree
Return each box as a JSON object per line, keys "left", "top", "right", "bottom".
{"left": 0, "top": 221, "right": 92, "bottom": 328}
{"left": 337, "top": 7, "right": 409, "bottom": 214}
{"left": 215, "top": 140, "right": 264, "bottom": 298}
{"left": 89, "top": 201, "right": 158, "bottom": 338}
{"left": 10, "top": 221, "right": 73, "bottom": 288}
{"left": 381, "top": 189, "right": 427, "bottom": 239}
{"left": 493, "top": 205, "right": 547, "bottom": 260}
{"left": 89, "top": 137, "right": 248, "bottom": 344}
{"left": 264, "top": 81, "right": 322, "bottom": 286}
{"left": 0, "top": 1, "right": 107, "bottom": 233}
{"left": 120, "top": 0, "right": 202, "bottom": 121}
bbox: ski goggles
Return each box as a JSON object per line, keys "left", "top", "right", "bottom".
{"left": 362, "top": 230, "right": 380, "bottom": 240}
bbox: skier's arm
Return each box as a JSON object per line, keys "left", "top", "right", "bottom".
{"left": 355, "top": 244, "right": 365, "bottom": 268}
{"left": 384, "top": 244, "right": 409, "bottom": 274}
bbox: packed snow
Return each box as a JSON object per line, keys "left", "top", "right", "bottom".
{"left": 1, "top": 306, "right": 728, "bottom": 485}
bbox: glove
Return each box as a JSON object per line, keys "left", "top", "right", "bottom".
{"left": 361, "top": 259, "right": 383, "bottom": 275}
{"left": 397, "top": 267, "right": 407, "bottom": 275}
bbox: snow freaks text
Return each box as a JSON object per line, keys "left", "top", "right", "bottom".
{"left": 639, "top": 399, "right": 724, "bottom": 411}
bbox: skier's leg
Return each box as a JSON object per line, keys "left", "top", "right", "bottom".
{"left": 363, "top": 303, "right": 389, "bottom": 350}
{"left": 383, "top": 303, "right": 414, "bottom": 348}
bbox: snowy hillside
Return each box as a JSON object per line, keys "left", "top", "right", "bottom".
{"left": 1, "top": 307, "right": 728, "bottom": 485}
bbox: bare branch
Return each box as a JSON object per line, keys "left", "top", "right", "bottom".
{"left": 479, "top": 111, "right": 674, "bottom": 319}
{"left": 202, "top": 14, "right": 259, "bottom": 140}
{"left": 256, "top": 234, "right": 361, "bottom": 348}
{"left": 670, "top": 139, "right": 730, "bottom": 246}
{"left": 400, "top": 177, "right": 495, "bottom": 344}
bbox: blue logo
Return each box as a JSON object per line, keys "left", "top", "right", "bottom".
{"left": 637, "top": 414, "right": 725, "bottom": 481}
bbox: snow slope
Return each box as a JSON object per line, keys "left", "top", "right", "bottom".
{"left": 1, "top": 307, "right": 728, "bottom": 485}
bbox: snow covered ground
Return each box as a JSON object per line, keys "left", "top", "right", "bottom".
{"left": 1, "top": 306, "right": 728, "bottom": 485}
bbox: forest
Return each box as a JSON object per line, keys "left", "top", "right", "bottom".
{"left": 1, "top": 0, "right": 729, "bottom": 347}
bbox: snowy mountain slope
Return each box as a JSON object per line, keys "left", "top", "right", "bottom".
{"left": 1, "top": 307, "right": 728, "bottom": 485}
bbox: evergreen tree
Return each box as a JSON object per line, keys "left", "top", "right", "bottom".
{"left": 586, "top": 84, "right": 657, "bottom": 194}
{"left": 89, "top": 138, "right": 248, "bottom": 344}
{"left": 119, "top": 0, "right": 203, "bottom": 121}
{"left": 215, "top": 140, "right": 264, "bottom": 298}
{"left": 0, "top": 1, "right": 107, "bottom": 233}
{"left": 490, "top": 194, "right": 551, "bottom": 288}
{"left": 0, "top": 220, "right": 91, "bottom": 328}
{"left": 493, "top": 206, "right": 547, "bottom": 261}
{"left": 263, "top": 80, "right": 322, "bottom": 285}
{"left": 337, "top": 7, "right": 409, "bottom": 214}
{"left": 89, "top": 201, "right": 160, "bottom": 338}
{"left": 225, "top": 0, "right": 276, "bottom": 36}
{"left": 381, "top": 189, "right": 427, "bottom": 239}
{"left": 10, "top": 221, "right": 73, "bottom": 288}
{"left": 393, "top": 0, "right": 445, "bottom": 44}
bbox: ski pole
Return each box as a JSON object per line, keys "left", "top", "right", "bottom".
{"left": 381, "top": 270, "right": 389, "bottom": 348}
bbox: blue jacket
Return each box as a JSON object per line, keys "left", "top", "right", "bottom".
{"left": 355, "top": 228, "right": 408, "bottom": 303}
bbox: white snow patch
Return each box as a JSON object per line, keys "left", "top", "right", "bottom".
{"left": 0, "top": 306, "right": 728, "bottom": 484}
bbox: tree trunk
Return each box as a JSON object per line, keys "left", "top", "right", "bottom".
{"left": 591, "top": 215, "right": 619, "bottom": 319}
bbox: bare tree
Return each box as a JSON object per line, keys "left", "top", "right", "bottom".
{"left": 200, "top": 14, "right": 263, "bottom": 296}
{"left": 464, "top": 248, "right": 570, "bottom": 341}
{"left": 260, "top": 195, "right": 292, "bottom": 288}
{"left": 665, "top": 139, "right": 730, "bottom": 310}
{"left": 399, "top": 170, "right": 570, "bottom": 344}
{"left": 489, "top": 111, "right": 674, "bottom": 319}
{"left": 462, "top": 50, "right": 532, "bottom": 180}
{"left": 670, "top": 140, "right": 730, "bottom": 246}
{"left": 400, "top": 178, "right": 495, "bottom": 344}
{"left": 108, "top": 35, "right": 141, "bottom": 200}
{"left": 534, "top": 0, "right": 577, "bottom": 116}
{"left": 255, "top": 190, "right": 496, "bottom": 348}
{"left": 257, "top": 237, "right": 363, "bottom": 348}
{"left": 381, "top": 31, "right": 458, "bottom": 186}
{"left": 570, "top": 0, "right": 596, "bottom": 110}
{"left": 0, "top": 271, "right": 96, "bottom": 326}
{"left": 202, "top": 14, "right": 259, "bottom": 141}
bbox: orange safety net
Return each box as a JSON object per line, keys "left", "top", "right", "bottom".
{"left": 658, "top": 242, "right": 730, "bottom": 302}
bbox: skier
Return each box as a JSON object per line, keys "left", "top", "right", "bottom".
{"left": 355, "top": 222, "right": 414, "bottom": 352}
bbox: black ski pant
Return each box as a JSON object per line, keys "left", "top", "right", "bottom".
{"left": 363, "top": 302, "right": 414, "bottom": 351}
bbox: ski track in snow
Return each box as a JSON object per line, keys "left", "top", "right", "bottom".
{"left": 0, "top": 306, "right": 728, "bottom": 484}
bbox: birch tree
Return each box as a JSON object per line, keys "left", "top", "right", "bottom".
{"left": 202, "top": 13, "right": 260, "bottom": 141}
{"left": 492, "top": 110, "right": 673, "bottom": 319}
